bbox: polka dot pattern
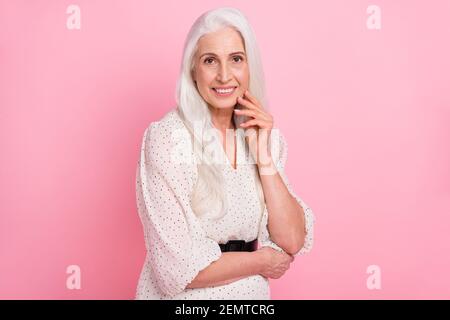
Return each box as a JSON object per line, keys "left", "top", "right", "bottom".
{"left": 135, "top": 109, "right": 315, "bottom": 300}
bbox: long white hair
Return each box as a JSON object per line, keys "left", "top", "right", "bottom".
{"left": 175, "top": 7, "right": 269, "bottom": 221}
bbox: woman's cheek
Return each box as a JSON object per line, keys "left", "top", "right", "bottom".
{"left": 237, "top": 68, "right": 249, "bottom": 85}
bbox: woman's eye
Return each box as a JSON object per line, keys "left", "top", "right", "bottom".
{"left": 204, "top": 56, "right": 244, "bottom": 64}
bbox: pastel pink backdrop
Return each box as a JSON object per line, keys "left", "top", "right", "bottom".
{"left": 1, "top": 0, "right": 449, "bottom": 299}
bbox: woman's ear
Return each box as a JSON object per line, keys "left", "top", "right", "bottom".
{"left": 191, "top": 68, "right": 196, "bottom": 83}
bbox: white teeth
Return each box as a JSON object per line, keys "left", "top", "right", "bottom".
{"left": 214, "top": 87, "right": 235, "bottom": 94}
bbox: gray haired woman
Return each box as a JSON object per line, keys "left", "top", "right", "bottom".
{"left": 135, "top": 7, "right": 314, "bottom": 300}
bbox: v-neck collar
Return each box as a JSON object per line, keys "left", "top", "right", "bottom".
{"left": 213, "top": 127, "right": 241, "bottom": 172}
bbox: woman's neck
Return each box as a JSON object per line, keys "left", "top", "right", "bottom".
{"left": 209, "top": 105, "right": 235, "bottom": 132}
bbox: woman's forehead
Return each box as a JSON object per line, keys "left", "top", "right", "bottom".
{"left": 197, "top": 33, "right": 245, "bottom": 58}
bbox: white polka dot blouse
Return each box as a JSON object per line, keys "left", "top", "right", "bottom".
{"left": 135, "top": 108, "right": 315, "bottom": 299}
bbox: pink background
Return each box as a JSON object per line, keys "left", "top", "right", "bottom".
{"left": 1, "top": 0, "right": 449, "bottom": 299}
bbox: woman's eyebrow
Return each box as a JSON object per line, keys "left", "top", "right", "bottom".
{"left": 199, "top": 51, "right": 245, "bottom": 59}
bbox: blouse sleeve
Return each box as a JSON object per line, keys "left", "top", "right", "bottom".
{"left": 136, "top": 121, "right": 222, "bottom": 297}
{"left": 257, "top": 129, "right": 315, "bottom": 257}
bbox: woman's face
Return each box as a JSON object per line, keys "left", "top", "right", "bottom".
{"left": 192, "top": 27, "right": 249, "bottom": 110}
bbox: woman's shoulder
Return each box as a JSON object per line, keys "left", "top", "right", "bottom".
{"left": 143, "top": 108, "right": 190, "bottom": 145}
{"left": 142, "top": 108, "right": 194, "bottom": 167}
{"left": 138, "top": 108, "right": 198, "bottom": 196}
{"left": 145, "top": 108, "right": 186, "bottom": 136}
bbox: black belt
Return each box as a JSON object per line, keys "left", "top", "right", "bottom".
{"left": 219, "top": 239, "right": 258, "bottom": 252}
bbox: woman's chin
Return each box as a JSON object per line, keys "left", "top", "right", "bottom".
{"left": 209, "top": 100, "right": 236, "bottom": 110}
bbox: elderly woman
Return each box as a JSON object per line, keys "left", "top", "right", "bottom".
{"left": 135, "top": 7, "right": 315, "bottom": 299}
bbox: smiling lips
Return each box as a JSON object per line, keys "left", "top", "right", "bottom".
{"left": 212, "top": 86, "right": 237, "bottom": 97}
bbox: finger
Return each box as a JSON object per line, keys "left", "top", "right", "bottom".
{"left": 285, "top": 253, "right": 294, "bottom": 261}
{"left": 234, "top": 108, "right": 261, "bottom": 119}
{"left": 237, "top": 96, "right": 259, "bottom": 111}
{"left": 244, "top": 90, "right": 262, "bottom": 109}
{"left": 240, "top": 119, "right": 267, "bottom": 128}
{"left": 236, "top": 108, "right": 272, "bottom": 123}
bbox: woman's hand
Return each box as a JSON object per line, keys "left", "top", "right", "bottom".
{"left": 234, "top": 90, "right": 275, "bottom": 172}
{"left": 255, "top": 246, "right": 294, "bottom": 279}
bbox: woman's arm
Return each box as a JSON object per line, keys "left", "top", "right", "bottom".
{"left": 234, "top": 91, "right": 308, "bottom": 256}
{"left": 258, "top": 160, "right": 306, "bottom": 256}
{"left": 186, "top": 246, "right": 294, "bottom": 289}
{"left": 186, "top": 251, "right": 263, "bottom": 289}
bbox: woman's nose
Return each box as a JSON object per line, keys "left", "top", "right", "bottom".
{"left": 217, "top": 63, "right": 232, "bottom": 82}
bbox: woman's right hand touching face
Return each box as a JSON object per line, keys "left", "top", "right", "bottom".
{"left": 255, "top": 246, "right": 295, "bottom": 279}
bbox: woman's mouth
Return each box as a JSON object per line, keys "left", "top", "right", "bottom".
{"left": 212, "top": 86, "right": 237, "bottom": 97}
